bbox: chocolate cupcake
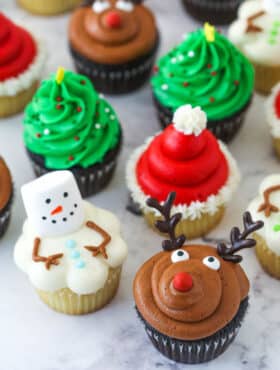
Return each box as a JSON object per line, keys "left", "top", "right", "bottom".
{"left": 0, "top": 157, "right": 13, "bottom": 238}
{"left": 134, "top": 193, "right": 264, "bottom": 364}
{"left": 23, "top": 68, "right": 122, "bottom": 198}
{"left": 69, "top": 0, "right": 159, "bottom": 94}
{"left": 181, "top": 0, "right": 244, "bottom": 25}
{"left": 151, "top": 24, "right": 254, "bottom": 142}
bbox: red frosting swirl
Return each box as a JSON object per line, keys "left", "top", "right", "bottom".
{"left": 0, "top": 13, "right": 36, "bottom": 82}
{"left": 136, "top": 125, "right": 229, "bottom": 205}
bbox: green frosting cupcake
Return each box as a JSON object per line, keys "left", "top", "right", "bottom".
{"left": 23, "top": 69, "right": 121, "bottom": 169}
{"left": 151, "top": 24, "right": 254, "bottom": 121}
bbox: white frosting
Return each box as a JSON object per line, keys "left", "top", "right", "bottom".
{"left": 0, "top": 37, "right": 46, "bottom": 97}
{"left": 14, "top": 201, "right": 128, "bottom": 295}
{"left": 173, "top": 105, "right": 207, "bottom": 137}
{"left": 247, "top": 174, "right": 280, "bottom": 256}
{"left": 228, "top": 0, "right": 280, "bottom": 65}
{"left": 266, "top": 82, "right": 280, "bottom": 137}
{"left": 126, "top": 137, "right": 240, "bottom": 221}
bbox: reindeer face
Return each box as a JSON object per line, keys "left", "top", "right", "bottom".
{"left": 85, "top": 0, "right": 140, "bottom": 45}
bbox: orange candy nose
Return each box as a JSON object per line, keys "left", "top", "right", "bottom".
{"left": 173, "top": 272, "right": 193, "bottom": 292}
{"left": 51, "top": 205, "right": 63, "bottom": 215}
{"left": 105, "top": 11, "right": 122, "bottom": 29}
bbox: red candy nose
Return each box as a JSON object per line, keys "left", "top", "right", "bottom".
{"left": 105, "top": 11, "right": 122, "bottom": 29}
{"left": 51, "top": 205, "right": 63, "bottom": 215}
{"left": 173, "top": 272, "right": 193, "bottom": 292}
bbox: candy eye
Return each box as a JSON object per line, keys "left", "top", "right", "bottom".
{"left": 203, "top": 256, "right": 220, "bottom": 271}
{"left": 45, "top": 198, "right": 51, "bottom": 204}
{"left": 171, "top": 249, "right": 190, "bottom": 263}
{"left": 63, "top": 192, "right": 68, "bottom": 198}
{"left": 92, "top": 0, "right": 110, "bottom": 13}
{"left": 116, "top": 0, "right": 134, "bottom": 12}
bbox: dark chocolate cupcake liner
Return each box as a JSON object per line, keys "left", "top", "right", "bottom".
{"left": 26, "top": 133, "right": 122, "bottom": 198}
{"left": 0, "top": 192, "right": 13, "bottom": 238}
{"left": 181, "top": 0, "right": 244, "bottom": 25}
{"left": 153, "top": 95, "right": 253, "bottom": 143}
{"left": 136, "top": 297, "right": 248, "bottom": 364}
{"left": 69, "top": 34, "right": 159, "bottom": 94}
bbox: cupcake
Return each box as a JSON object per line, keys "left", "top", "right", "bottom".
{"left": 228, "top": 0, "right": 280, "bottom": 95}
{"left": 247, "top": 174, "right": 280, "bottom": 278}
{"left": 181, "top": 0, "right": 244, "bottom": 25}
{"left": 23, "top": 68, "right": 122, "bottom": 198}
{"left": 266, "top": 83, "right": 280, "bottom": 157}
{"left": 14, "top": 171, "right": 127, "bottom": 315}
{"left": 0, "top": 157, "right": 13, "bottom": 238}
{"left": 126, "top": 105, "right": 240, "bottom": 239}
{"left": 69, "top": 0, "right": 159, "bottom": 94}
{"left": 0, "top": 13, "right": 46, "bottom": 118}
{"left": 134, "top": 193, "right": 263, "bottom": 363}
{"left": 151, "top": 24, "right": 254, "bottom": 143}
{"left": 17, "top": 0, "right": 82, "bottom": 15}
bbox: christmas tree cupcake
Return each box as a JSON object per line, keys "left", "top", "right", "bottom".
{"left": 17, "top": 0, "right": 82, "bottom": 15}
{"left": 151, "top": 23, "right": 254, "bottom": 142}
{"left": 247, "top": 174, "right": 280, "bottom": 278}
{"left": 126, "top": 105, "right": 240, "bottom": 239}
{"left": 0, "top": 13, "right": 46, "bottom": 118}
{"left": 266, "top": 82, "right": 280, "bottom": 157}
{"left": 14, "top": 171, "right": 128, "bottom": 315}
{"left": 23, "top": 68, "right": 122, "bottom": 197}
{"left": 229, "top": 0, "right": 280, "bottom": 94}
{"left": 134, "top": 192, "right": 263, "bottom": 363}
{"left": 0, "top": 157, "right": 13, "bottom": 238}
{"left": 69, "top": 0, "right": 159, "bottom": 94}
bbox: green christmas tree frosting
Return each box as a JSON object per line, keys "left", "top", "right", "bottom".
{"left": 23, "top": 68, "right": 121, "bottom": 169}
{"left": 151, "top": 24, "right": 254, "bottom": 121}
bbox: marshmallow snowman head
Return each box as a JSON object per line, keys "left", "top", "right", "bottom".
{"left": 264, "top": 0, "right": 280, "bottom": 13}
{"left": 21, "top": 171, "right": 85, "bottom": 237}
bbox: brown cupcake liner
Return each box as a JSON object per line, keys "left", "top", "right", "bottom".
{"left": 144, "top": 207, "right": 225, "bottom": 240}
{"left": 136, "top": 297, "right": 248, "bottom": 364}
{"left": 17, "top": 0, "right": 82, "bottom": 15}
{"left": 253, "top": 62, "right": 280, "bottom": 95}
{"left": 153, "top": 95, "right": 252, "bottom": 143}
{"left": 36, "top": 267, "right": 122, "bottom": 315}
{"left": 0, "top": 81, "right": 38, "bottom": 118}
{"left": 69, "top": 35, "right": 159, "bottom": 95}
{"left": 254, "top": 233, "right": 280, "bottom": 279}
{"left": 181, "top": 0, "right": 244, "bottom": 25}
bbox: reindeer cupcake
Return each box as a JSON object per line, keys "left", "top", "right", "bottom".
{"left": 134, "top": 192, "right": 263, "bottom": 363}
{"left": 69, "top": 0, "right": 159, "bottom": 94}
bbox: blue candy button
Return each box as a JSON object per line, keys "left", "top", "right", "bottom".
{"left": 70, "top": 250, "right": 80, "bottom": 259}
{"left": 65, "top": 239, "right": 76, "bottom": 249}
{"left": 76, "top": 260, "right": 86, "bottom": 269}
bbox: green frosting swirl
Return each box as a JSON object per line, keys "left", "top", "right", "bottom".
{"left": 151, "top": 28, "right": 254, "bottom": 121}
{"left": 23, "top": 70, "right": 121, "bottom": 169}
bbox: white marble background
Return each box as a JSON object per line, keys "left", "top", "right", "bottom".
{"left": 0, "top": 1, "right": 279, "bottom": 369}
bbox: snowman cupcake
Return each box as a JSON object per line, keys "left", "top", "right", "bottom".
{"left": 14, "top": 171, "right": 127, "bottom": 315}
{"left": 229, "top": 0, "right": 280, "bottom": 94}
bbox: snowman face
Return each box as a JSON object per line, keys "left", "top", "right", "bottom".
{"left": 21, "top": 171, "right": 85, "bottom": 237}
{"left": 264, "top": 0, "right": 280, "bottom": 13}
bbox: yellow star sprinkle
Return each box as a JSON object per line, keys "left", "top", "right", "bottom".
{"left": 55, "top": 67, "right": 65, "bottom": 85}
{"left": 204, "top": 23, "right": 215, "bottom": 42}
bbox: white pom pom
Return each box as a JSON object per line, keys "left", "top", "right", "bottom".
{"left": 173, "top": 105, "right": 207, "bottom": 136}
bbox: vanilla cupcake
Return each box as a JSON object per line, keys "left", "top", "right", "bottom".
{"left": 248, "top": 174, "right": 280, "bottom": 278}
{"left": 126, "top": 105, "right": 240, "bottom": 239}
{"left": 14, "top": 171, "right": 127, "bottom": 314}
{"left": 229, "top": 0, "right": 280, "bottom": 94}
{"left": 0, "top": 13, "right": 46, "bottom": 117}
{"left": 266, "top": 82, "right": 280, "bottom": 157}
{"left": 18, "top": 0, "right": 82, "bottom": 15}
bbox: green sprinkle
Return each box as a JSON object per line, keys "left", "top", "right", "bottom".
{"left": 273, "top": 224, "right": 280, "bottom": 232}
{"left": 270, "top": 30, "right": 278, "bottom": 36}
{"left": 268, "top": 38, "right": 277, "bottom": 45}
{"left": 273, "top": 20, "right": 280, "bottom": 27}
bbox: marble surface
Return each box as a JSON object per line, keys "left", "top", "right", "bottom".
{"left": 0, "top": 1, "right": 280, "bottom": 369}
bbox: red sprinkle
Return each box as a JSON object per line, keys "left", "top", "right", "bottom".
{"left": 234, "top": 80, "right": 240, "bottom": 86}
{"left": 169, "top": 73, "right": 174, "bottom": 78}
{"left": 80, "top": 80, "right": 86, "bottom": 85}
{"left": 183, "top": 82, "right": 189, "bottom": 87}
{"left": 56, "top": 104, "right": 62, "bottom": 110}
{"left": 74, "top": 136, "right": 80, "bottom": 141}
{"left": 153, "top": 66, "right": 159, "bottom": 73}
{"left": 36, "top": 133, "right": 41, "bottom": 138}
{"left": 69, "top": 155, "right": 74, "bottom": 161}
{"left": 211, "top": 71, "right": 217, "bottom": 76}
{"left": 209, "top": 96, "right": 215, "bottom": 103}
{"left": 95, "top": 111, "right": 99, "bottom": 117}
{"left": 56, "top": 97, "right": 62, "bottom": 102}
{"left": 207, "top": 64, "right": 212, "bottom": 69}
{"left": 76, "top": 107, "right": 82, "bottom": 112}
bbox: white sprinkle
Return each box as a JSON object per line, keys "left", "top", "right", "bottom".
{"left": 188, "top": 51, "right": 195, "bottom": 58}
{"left": 95, "top": 123, "right": 101, "bottom": 129}
{"left": 105, "top": 108, "right": 110, "bottom": 113}
{"left": 178, "top": 54, "right": 184, "bottom": 61}
{"left": 161, "top": 84, "right": 168, "bottom": 91}
{"left": 171, "top": 57, "right": 177, "bottom": 64}
{"left": 44, "top": 129, "right": 50, "bottom": 135}
{"left": 99, "top": 93, "right": 104, "bottom": 99}
{"left": 182, "top": 33, "right": 189, "bottom": 40}
{"left": 110, "top": 115, "right": 115, "bottom": 120}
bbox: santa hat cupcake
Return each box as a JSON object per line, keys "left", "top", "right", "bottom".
{"left": 126, "top": 105, "right": 240, "bottom": 239}
{"left": 0, "top": 13, "right": 46, "bottom": 118}
{"left": 266, "top": 82, "right": 280, "bottom": 157}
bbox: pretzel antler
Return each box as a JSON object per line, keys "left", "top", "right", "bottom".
{"left": 217, "top": 212, "right": 264, "bottom": 263}
{"left": 258, "top": 185, "right": 280, "bottom": 217}
{"left": 246, "top": 11, "right": 265, "bottom": 33}
{"left": 146, "top": 192, "right": 186, "bottom": 251}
